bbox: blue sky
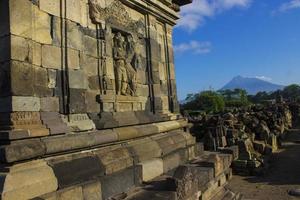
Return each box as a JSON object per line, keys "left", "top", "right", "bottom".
{"left": 173, "top": 0, "right": 300, "bottom": 100}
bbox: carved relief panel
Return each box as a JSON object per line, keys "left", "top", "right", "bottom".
{"left": 113, "top": 32, "right": 140, "bottom": 96}
{"left": 88, "top": 0, "right": 149, "bottom": 112}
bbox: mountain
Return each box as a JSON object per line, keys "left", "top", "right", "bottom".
{"left": 221, "top": 76, "right": 285, "bottom": 95}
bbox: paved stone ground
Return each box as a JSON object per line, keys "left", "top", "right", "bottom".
{"left": 227, "top": 129, "right": 300, "bottom": 200}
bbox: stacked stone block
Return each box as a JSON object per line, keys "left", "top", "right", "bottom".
{"left": 0, "top": 127, "right": 204, "bottom": 199}
{"left": 0, "top": 0, "right": 243, "bottom": 199}
{"left": 0, "top": 0, "right": 186, "bottom": 135}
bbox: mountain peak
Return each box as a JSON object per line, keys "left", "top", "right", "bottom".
{"left": 221, "top": 76, "right": 284, "bottom": 94}
{"left": 232, "top": 75, "right": 244, "bottom": 81}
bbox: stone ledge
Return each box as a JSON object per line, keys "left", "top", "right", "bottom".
{"left": 0, "top": 119, "right": 188, "bottom": 163}
{"left": 0, "top": 142, "right": 234, "bottom": 200}
{"left": 0, "top": 160, "right": 58, "bottom": 200}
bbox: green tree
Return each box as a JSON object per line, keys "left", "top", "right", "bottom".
{"left": 219, "top": 88, "right": 250, "bottom": 107}
{"left": 282, "top": 84, "right": 300, "bottom": 101}
{"left": 182, "top": 91, "right": 225, "bottom": 113}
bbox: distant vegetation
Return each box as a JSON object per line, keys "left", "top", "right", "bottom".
{"left": 181, "top": 84, "right": 300, "bottom": 114}
{"left": 249, "top": 84, "right": 300, "bottom": 104}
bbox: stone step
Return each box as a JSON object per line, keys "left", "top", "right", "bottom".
{"left": 0, "top": 146, "right": 231, "bottom": 200}
{"left": 0, "top": 120, "right": 189, "bottom": 163}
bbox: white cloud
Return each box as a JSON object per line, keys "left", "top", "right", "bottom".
{"left": 273, "top": 0, "right": 300, "bottom": 13}
{"left": 174, "top": 40, "right": 212, "bottom": 54}
{"left": 255, "top": 76, "right": 272, "bottom": 81}
{"left": 177, "top": 0, "right": 252, "bottom": 32}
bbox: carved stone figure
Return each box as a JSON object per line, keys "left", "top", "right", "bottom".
{"left": 113, "top": 32, "right": 139, "bottom": 96}
{"left": 125, "top": 35, "right": 139, "bottom": 95}
{"left": 113, "top": 32, "right": 128, "bottom": 95}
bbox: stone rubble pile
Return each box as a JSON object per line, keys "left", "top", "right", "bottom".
{"left": 187, "top": 101, "right": 294, "bottom": 175}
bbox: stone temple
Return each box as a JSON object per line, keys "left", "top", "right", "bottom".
{"left": 0, "top": 0, "right": 239, "bottom": 199}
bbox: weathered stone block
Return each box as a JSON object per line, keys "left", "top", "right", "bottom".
{"left": 40, "top": 97, "right": 59, "bottom": 112}
{"left": 32, "top": 6, "right": 52, "bottom": 44}
{"left": 155, "top": 136, "right": 179, "bottom": 156}
{"left": 99, "top": 167, "right": 137, "bottom": 200}
{"left": 136, "top": 85, "right": 149, "bottom": 97}
{"left": 83, "top": 35, "right": 98, "bottom": 57}
{"left": 88, "top": 76, "right": 101, "bottom": 90}
{"left": 32, "top": 41, "right": 42, "bottom": 66}
{"left": 57, "top": 186, "right": 83, "bottom": 200}
{"left": 51, "top": 16, "right": 62, "bottom": 46}
{"left": 0, "top": 139, "right": 46, "bottom": 163}
{"left": 67, "top": 48, "right": 80, "bottom": 70}
{"left": 47, "top": 69, "right": 57, "bottom": 89}
{"left": 40, "top": 112, "right": 70, "bottom": 135}
{"left": 69, "top": 70, "right": 88, "bottom": 89}
{"left": 93, "top": 129, "right": 118, "bottom": 144}
{"left": 10, "top": 0, "right": 32, "bottom": 38}
{"left": 136, "top": 69, "right": 147, "bottom": 84}
{"left": 193, "top": 152, "right": 224, "bottom": 177}
{"left": 163, "top": 151, "right": 182, "bottom": 173}
{"left": 112, "top": 110, "right": 141, "bottom": 127}
{"left": 102, "top": 102, "right": 114, "bottom": 112}
{"left": 128, "top": 138, "right": 162, "bottom": 163}
{"left": 39, "top": 0, "right": 61, "bottom": 17}
{"left": 0, "top": 111, "right": 42, "bottom": 125}
{"left": 0, "top": 130, "right": 32, "bottom": 140}
{"left": 115, "top": 127, "right": 139, "bottom": 141}
{"left": 95, "top": 146, "right": 133, "bottom": 175}
{"left": 86, "top": 91, "right": 101, "bottom": 113}
{"left": 105, "top": 57, "right": 115, "bottom": 79}
{"left": 69, "top": 89, "right": 87, "bottom": 114}
{"left": 65, "top": 0, "right": 87, "bottom": 26}
{"left": 48, "top": 156, "right": 104, "bottom": 188}
{"left": 82, "top": 181, "right": 102, "bottom": 200}
{"left": 172, "top": 165, "right": 213, "bottom": 199}
{"left": 64, "top": 113, "right": 95, "bottom": 131}
{"left": 0, "top": 96, "right": 40, "bottom": 112}
{"left": 11, "top": 61, "right": 34, "bottom": 96}
{"left": 42, "top": 45, "right": 62, "bottom": 69}
{"left": 67, "top": 20, "right": 83, "bottom": 50}
{"left": 1, "top": 160, "right": 58, "bottom": 200}
{"left": 42, "top": 133, "right": 94, "bottom": 154}
{"left": 155, "top": 96, "right": 170, "bottom": 112}
{"left": 81, "top": 53, "right": 98, "bottom": 76}
{"left": 33, "top": 66, "right": 53, "bottom": 96}
{"left": 139, "top": 158, "right": 164, "bottom": 182}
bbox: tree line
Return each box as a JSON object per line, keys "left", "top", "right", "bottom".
{"left": 181, "top": 84, "right": 300, "bottom": 114}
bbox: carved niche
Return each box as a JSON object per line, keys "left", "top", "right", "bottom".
{"left": 113, "top": 32, "right": 142, "bottom": 96}
{"left": 89, "top": 0, "right": 146, "bottom": 96}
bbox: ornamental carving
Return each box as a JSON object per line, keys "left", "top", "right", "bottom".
{"left": 89, "top": 0, "right": 145, "bottom": 35}
{"left": 113, "top": 32, "right": 141, "bottom": 96}
{"left": 89, "top": 0, "right": 131, "bottom": 27}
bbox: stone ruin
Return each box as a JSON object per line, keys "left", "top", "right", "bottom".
{"left": 0, "top": 0, "right": 241, "bottom": 200}
{"left": 187, "top": 100, "right": 295, "bottom": 175}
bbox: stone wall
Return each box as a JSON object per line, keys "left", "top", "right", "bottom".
{"left": 1, "top": 1, "right": 227, "bottom": 200}
{"left": 0, "top": 0, "right": 182, "bottom": 135}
